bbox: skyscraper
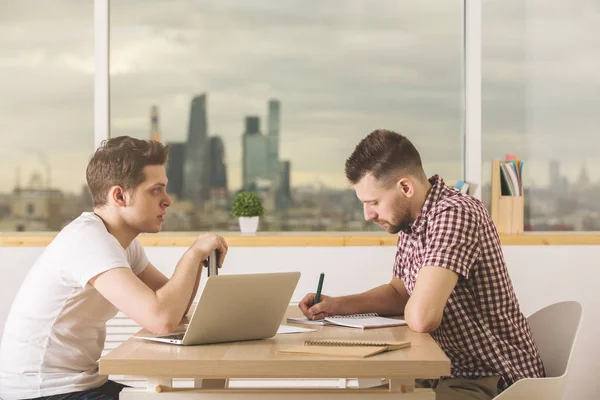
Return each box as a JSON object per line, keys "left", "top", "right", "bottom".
{"left": 242, "top": 116, "right": 269, "bottom": 190}
{"left": 267, "top": 99, "right": 281, "bottom": 185}
{"left": 166, "top": 142, "right": 185, "bottom": 200}
{"left": 183, "top": 94, "right": 210, "bottom": 205}
{"left": 209, "top": 136, "right": 228, "bottom": 206}
{"left": 150, "top": 105, "right": 160, "bottom": 142}
{"left": 549, "top": 160, "right": 560, "bottom": 179}
{"left": 276, "top": 160, "right": 293, "bottom": 211}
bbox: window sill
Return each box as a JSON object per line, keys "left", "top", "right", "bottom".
{"left": 1, "top": 232, "right": 600, "bottom": 247}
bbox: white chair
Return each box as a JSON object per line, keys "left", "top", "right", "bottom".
{"left": 494, "top": 300, "right": 582, "bottom": 399}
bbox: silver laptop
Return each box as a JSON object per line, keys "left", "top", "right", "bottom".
{"left": 134, "top": 271, "right": 301, "bottom": 345}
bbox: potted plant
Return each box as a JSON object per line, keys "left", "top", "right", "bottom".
{"left": 231, "top": 191, "right": 266, "bottom": 234}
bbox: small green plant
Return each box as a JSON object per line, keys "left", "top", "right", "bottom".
{"left": 231, "top": 191, "right": 266, "bottom": 218}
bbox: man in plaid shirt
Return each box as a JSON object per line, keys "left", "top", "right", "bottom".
{"left": 299, "top": 129, "right": 545, "bottom": 399}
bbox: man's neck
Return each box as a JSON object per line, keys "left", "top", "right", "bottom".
{"left": 411, "top": 180, "right": 433, "bottom": 220}
{"left": 93, "top": 208, "right": 138, "bottom": 249}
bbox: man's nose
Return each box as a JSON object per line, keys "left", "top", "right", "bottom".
{"left": 363, "top": 204, "right": 376, "bottom": 221}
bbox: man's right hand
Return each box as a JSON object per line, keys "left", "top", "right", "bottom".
{"left": 191, "top": 233, "right": 229, "bottom": 267}
{"left": 298, "top": 293, "right": 344, "bottom": 320}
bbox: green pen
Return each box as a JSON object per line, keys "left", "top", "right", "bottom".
{"left": 314, "top": 272, "right": 325, "bottom": 304}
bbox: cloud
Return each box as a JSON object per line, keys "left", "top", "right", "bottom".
{"left": 110, "top": 0, "right": 465, "bottom": 189}
{"left": 1, "top": 0, "right": 600, "bottom": 194}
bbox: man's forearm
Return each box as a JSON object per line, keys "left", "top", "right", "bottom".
{"left": 155, "top": 248, "right": 204, "bottom": 329}
{"left": 339, "top": 283, "right": 408, "bottom": 316}
{"left": 184, "top": 266, "right": 203, "bottom": 315}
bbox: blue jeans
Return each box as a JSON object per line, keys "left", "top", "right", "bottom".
{"left": 28, "top": 380, "right": 128, "bottom": 400}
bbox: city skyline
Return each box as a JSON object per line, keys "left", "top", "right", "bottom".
{"left": 2, "top": 90, "right": 600, "bottom": 195}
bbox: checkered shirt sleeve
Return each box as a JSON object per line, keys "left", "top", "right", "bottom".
{"left": 421, "top": 206, "right": 480, "bottom": 279}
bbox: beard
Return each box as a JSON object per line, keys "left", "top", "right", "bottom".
{"left": 379, "top": 218, "right": 411, "bottom": 234}
{"left": 376, "top": 196, "right": 414, "bottom": 234}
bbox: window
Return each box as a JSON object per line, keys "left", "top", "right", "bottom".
{"left": 0, "top": 1, "right": 94, "bottom": 232}
{"left": 110, "top": 0, "right": 465, "bottom": 231}
{"left": 482, "top": 0, "right": 600, "bottom": 231}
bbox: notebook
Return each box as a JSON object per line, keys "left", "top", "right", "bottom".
{"left": 287, "top": 313, "right": 406, "bottom": 329}
{"left": 277, "top": 339, "right": 411, "bottom": 358}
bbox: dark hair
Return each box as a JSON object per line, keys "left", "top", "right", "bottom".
{"left": 86, "top": 136, "right": 169, "bottom": 207}
{"left": 345, "top": 129, "right": 426, "bottom": 185}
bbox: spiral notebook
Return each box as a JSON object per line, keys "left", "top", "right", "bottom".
{"left": 277, "top": 339, "right": 411, "bottom": 358}
{"left": 287, "top": 313, "right": 406, "bottom": 329}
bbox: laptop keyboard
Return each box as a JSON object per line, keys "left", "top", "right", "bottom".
{"left": 162, "top": 333, "right": 185, "bottom": 340}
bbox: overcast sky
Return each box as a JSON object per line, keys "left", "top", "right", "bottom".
{"left": 1, "top": 0, "right": 599, "bottom": 194}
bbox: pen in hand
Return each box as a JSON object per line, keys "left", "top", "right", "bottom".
{"left": 314, "top": 272, "right": 325, "bottom": 304}
{"left": 310, "top": 273, "right": 325, "bottom": 320}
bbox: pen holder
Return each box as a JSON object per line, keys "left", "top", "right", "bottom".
{"left": 493, "top": 196, "right": 524, "bottom": 235}
{"left": 490, "top": 160, "right": 524, "bottom": 235}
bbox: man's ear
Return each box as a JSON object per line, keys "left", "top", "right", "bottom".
{"left": 110, "top": 186, "right": 128, "bottom": 207}
{"left": 396, "top": 177, "right": 414, "bottom": 198}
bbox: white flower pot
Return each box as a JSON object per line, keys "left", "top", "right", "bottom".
{"left": 238, "top": 216, "right": 259, "bottom": 234}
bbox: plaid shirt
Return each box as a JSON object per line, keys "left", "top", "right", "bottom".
{"left": 393, "top": 175, "right": 545, "bottom": 390}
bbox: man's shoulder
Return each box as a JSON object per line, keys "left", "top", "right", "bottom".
{"left": 430, "top": 189, "right": 489, "bottom": 223}
{"left": 51, "top": 213, "right": 116, "bottom": 250}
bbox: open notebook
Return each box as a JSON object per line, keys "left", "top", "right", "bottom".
{"left": 287, "top": 313, "right": 406, "bottom": 329}
{"left": 277, "top": 339, "right": 411, "bottom": 358}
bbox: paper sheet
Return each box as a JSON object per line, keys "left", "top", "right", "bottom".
{"left": 277, "top": 324, "right": 317, "bottom": 334}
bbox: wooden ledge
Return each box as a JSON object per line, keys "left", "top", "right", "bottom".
{"left": 1, "top": 232, "right": 600, "bottom": 247}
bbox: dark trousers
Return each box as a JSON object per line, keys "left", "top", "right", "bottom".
{"left": 27, "top": 380, "right": 128, "bottom": 400}
{"left": 416, "top": 376, "right": 500, "bottom": 400}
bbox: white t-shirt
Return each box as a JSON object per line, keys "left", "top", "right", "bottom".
{"left": 0, "top": 212, "right": 149, "bottom": 400}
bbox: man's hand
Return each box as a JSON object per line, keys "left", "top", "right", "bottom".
{"left": 298, "top": 293, "right": 344, "bottom": 320}
{"left": 191, "top": 233, "right": 229, "bottom": 267}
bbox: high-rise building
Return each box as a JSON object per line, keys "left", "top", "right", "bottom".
{"left": 276, "top": 160, "right": 293, "bottom": 211}
{"left": 245, "top": 116, "right": 260, "bottom": 134}
{"left": 183, "top": 94, "right": 210, "bottom": 205}
{"left": 166, "top": 142, "right": 185, "bottom": 200}
{"left": 150, "top": 105, "right": 160, "bottom": 142}
{"left": 10, "top": 172, "right": 63, "bottom": 231}
{"left": 576, "top": 161, "right": 590, "bottom": 188}
{"left": 242, "top": 116, "right": 269, "bottom": 190}
{"left": 267, "top": 99, "right": 281, "bottom": 185}
{"left": 209, "top": 136, "right": 228, "bottom": 206}
{"left": 549, "top": 160, "right": 560, "bottom": 187}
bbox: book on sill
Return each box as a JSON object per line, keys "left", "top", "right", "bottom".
{"left": 287, "top": 313, "right": 406, "bottom": 329}
{"left": 277, "top": 339, "right": 411, "bottom": 358}
{"left": 453, "top": 180, "right": 479, "bottom": 196}
{"left": 499, "top": 157, "right": 524, "bottom": 196}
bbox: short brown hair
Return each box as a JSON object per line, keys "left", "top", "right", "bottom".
{"left": 345, "top": 129, "right": 426, "bottom": 185}
{"left": 86, "top": 136, "right": 169, "bottom": 207}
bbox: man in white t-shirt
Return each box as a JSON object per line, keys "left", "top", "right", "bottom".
{"left": 0, "top": 136, "right": 228, "bottom": 400}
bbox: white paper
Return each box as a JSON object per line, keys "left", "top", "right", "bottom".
{"left": 276, "top": 324, "right": 317, "bottom": 334}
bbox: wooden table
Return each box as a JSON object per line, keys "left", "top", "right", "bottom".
{"left": 99, "top": 307, "right": 450, "bottom": 399}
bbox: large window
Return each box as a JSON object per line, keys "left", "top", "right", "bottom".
{"left": 0, "top": 1, "right": 94, "bottom": 232}
{"left": 482, "top": 0, "right": 600, "bottom": 231}
{"left": 110, "top": 0, "right": 464, "bottom": 231}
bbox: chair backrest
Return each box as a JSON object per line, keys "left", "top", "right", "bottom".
{"left": 493, "top": 301, "right": 582, "bottom": 399}
{"left": 528, "top": 300, "right": 582, "bottom": 378}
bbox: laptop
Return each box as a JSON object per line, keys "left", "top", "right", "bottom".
{"left": 134, "top": 271, "right": 301, "bottom": 345}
